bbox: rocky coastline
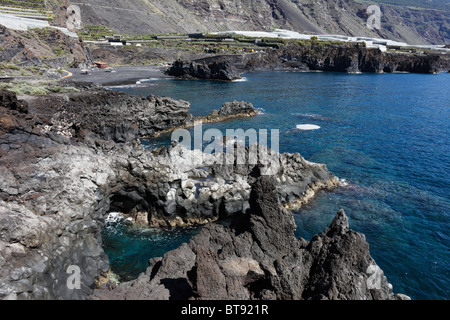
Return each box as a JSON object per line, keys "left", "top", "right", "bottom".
{"left": 0, "top": 86, "right": 409, "bottom": 300}
{"left": 167, "top": 42, "right": 450, "bottom": 79}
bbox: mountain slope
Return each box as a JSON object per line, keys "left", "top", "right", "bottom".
{"left": 54, "top": 0, "right": 448, "bottom": 44}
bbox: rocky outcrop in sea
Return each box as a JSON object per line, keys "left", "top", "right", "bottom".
{"left": 91, "top": 176, "right": 410, "bottom": 300}
{"left": 0, "top": 88, "right": 408, "bottom": 300}
{"left": 167, "top": 59, "right": 242, "bottom": 81}
{"left": 198, "top": 100, "right": 260, "bottom": 123}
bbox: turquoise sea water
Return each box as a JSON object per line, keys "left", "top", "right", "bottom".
{"left": 104, "top": 72, "right": 449, "bottom": 300}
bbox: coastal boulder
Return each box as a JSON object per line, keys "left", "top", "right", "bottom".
{"left": 199, "top": 100, "right": 259, "bottom": 123}
{"left": 167, "top": 59, "right": 242, "bottom": 81}
{"left": 0, "top": 90, "right": 28, "bottom": 114}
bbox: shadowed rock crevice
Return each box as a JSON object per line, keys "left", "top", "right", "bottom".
{"left": 160, "top": 278, "right": 194, "bottom": 300}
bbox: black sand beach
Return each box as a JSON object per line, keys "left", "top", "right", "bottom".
{"left": 65, "top": 65, "right": 172, "bottom": 86}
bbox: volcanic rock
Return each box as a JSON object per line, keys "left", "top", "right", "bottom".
{"left": 91, "top": 176, "right": 410, "bottom": 300}
{"left": 167, "top": 59, "right": 242, "bottom": 81}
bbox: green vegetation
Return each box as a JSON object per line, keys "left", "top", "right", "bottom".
{"left": 79, "top": 25, "right": 366, "bottom": 60}
{"left": 0, "top": 80, "right": 80, "bottom": 95}
{"left": 0, "top": 62, "right": 45, "bottom": 77}
{"left": 52, "top": 47, "right": 67, "bottom": 56}
{"left": 30, "top": 26, "right": 54, "bottom": 38}
{"left": 78, "top": 25, "right": 115, "bottom": 41}
{"left": 0, "top": 62, "right": 21, "bottom": 71}
{"left": 78, "top": 25, "right": 264, "bottom": 56}
{"left": 0, "top": 0, "right": 46, "bottom": 10}
{"left": 0, "top": 0, "right": 53, "bottom": 19}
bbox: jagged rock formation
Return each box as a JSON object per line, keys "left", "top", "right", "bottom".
{"left": 26, "top": 88, "right": 260, "bottom": 142}
{"left": 118, "top": 141, "right": 340, "bottom": 228}
{"left": 0, "top": 89, "right": 342, "bottom": 299}
{"left": 67, "top": 0, "right": 449, "bottom": 45}
{"left": 91, "top": 176, "right": 410, "bottom": 300}
{"left": 0, "top": 25, "right": 89, "bottom": 69}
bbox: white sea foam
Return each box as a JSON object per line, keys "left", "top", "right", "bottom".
{"left": 105, "top": 83, "right": 152, "bottom": 89}
{"left": 139, "top": 78, "right": 168, "bottom": 82}
{"left": 232, "top": 77, "right": 248, "bottom": 82}
{"left": 105, "top": 212, "right": 124, "bottom": 224}
{"left": 338, "top": 178, "right": 349, "bottom": 187}
{"left": 296, "top": 124, "right": 321, "bottom": 130}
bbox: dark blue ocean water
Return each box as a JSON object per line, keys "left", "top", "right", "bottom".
{"left": 104, "top": 72, "right": 449, "bottom": 300}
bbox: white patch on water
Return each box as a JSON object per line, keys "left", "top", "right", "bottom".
{"left": 296, "top": 124, "right": 321, "bottom": 131}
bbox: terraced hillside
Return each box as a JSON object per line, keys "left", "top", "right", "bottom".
{"left": 0, "top": 0, "right": 448, "bottom": 45}
{"left": 64, "top": 0, "right": 449, "bottom": 45}
{"left": 0, "top": 0, "right": 53, "bottom": 20}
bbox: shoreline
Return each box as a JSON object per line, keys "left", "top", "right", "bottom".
{"left": 61, "top": 58, "right": 450, "bottom": 89}
{"left": 64, "top": 65, "right": 173, "bottom": 86}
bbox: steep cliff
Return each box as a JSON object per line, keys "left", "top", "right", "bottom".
{"left": 168, "top": 42, "right": 450, "bottom": 75}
